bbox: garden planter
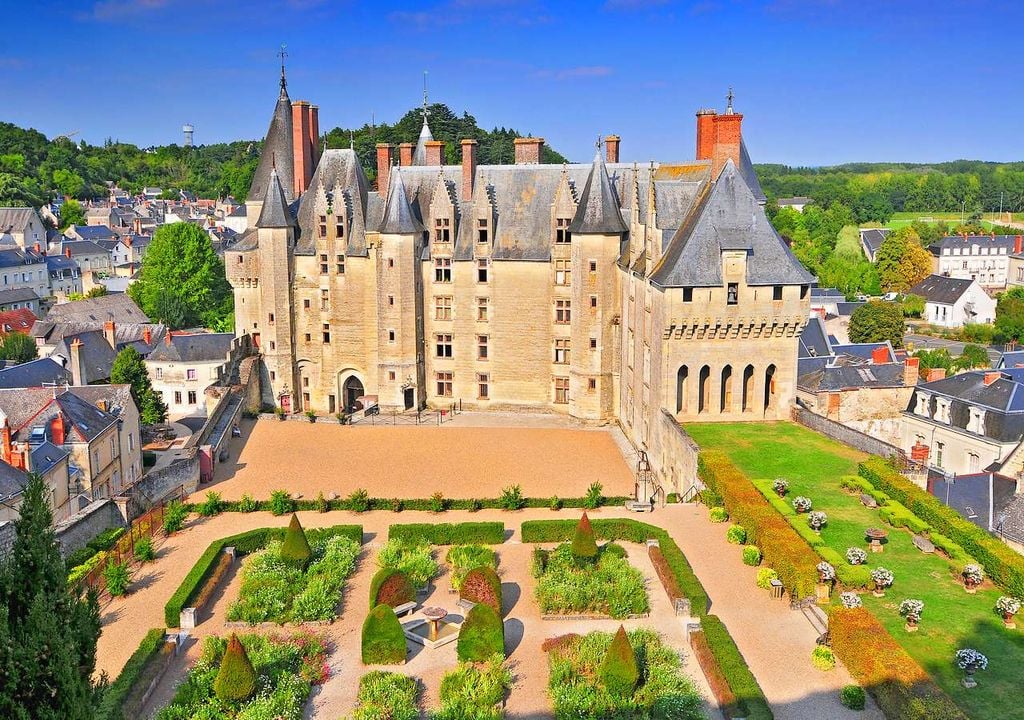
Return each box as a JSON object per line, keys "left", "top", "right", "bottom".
{"left": 965, "top": 584, "right": 978, "bottom": 595}
{"left": 815, "top": 583, "right": 831, "bottom": 603}
{"left": 962, "top": 670, "right": 977, "bottom": 689}
{"left": 775, "top": 490, "right": 786, "bottom": 498}
{"left": 1004, "top": 613, "right": 1016, "bottom": 629}
{"left": 796, "top": 508, "right": 806, "bottom": 514}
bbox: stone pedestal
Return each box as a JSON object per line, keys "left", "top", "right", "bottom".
{"left": 869, "top": 540, "right": 883, "bottom": 553}
{"left": 180, "top": 607, "right": 197, "bottom": 630}
{"left": 905, "top": 623, "right": 918, "bottom": 632}
{"left": 962, "top": 675, "right": 977, "bottom": 689}
{"left": 815, "top": 583, "right": 831, "bottom": 603}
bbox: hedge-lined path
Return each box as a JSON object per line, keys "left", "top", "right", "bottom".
{"left": 98, "top": 505, "right": 870, "bottom": 718}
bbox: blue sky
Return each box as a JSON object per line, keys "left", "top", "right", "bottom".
{"left": 1, "top": 0, "right": 1021, "bottom": 166}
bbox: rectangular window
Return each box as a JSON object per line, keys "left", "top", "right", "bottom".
{"left": 589, "top": 260, "right": 597, "bottom": 273}
{"left": 322, "top": 323, "right": 331, "bottom": 343}
{"left": 555, "top": 217, "right": 572, "bottom": 244}
{"left": 388, "top": 330, "right": 395, "bottom": 342}
{"left": 436, "top": 371, "right": 453, "bottom": 397}
{"left": 302, "top": 377, "right": 309, "bottom": 387}
{"left": 590, "top": 295, "right": 598, "bottom": 308}
{"left": 727, "top": 283, "right": 738, "bottom": 305}
{"left": 335, "top": 216, "right": 344, "bottom": 237}
{"left": 155, "top": 367, "right": 163, "bottom": 380}
{"left": 554, "top": 376, "right": 569, "bottom": 404}
{"left": 320, "top": 253, "right": 328, "bottom": 274}
{"left": 935, "top": 441, "right": 944, "bottom": 468}
{"left": 773, "top": 285, "right": 783, "bottom": 301}
{"left": 174, "top": 391, "right": 182, "bottom": 405}
{"left": 555, "top": 299, "right": 571, "bottom": 324}
{"left": 187, "top": 390, "right": 197, "bottom": 404}
{"left": 318, "top": 215, "right": 327, "bottom": 238}
{"left": 303, "top": 299, "right": 310, "bottom": 309}
{"left": 269, "top": 341, "right": 276, "bottom": 350}
{"left": 435, "top": 333, "right": 453, "bottom": 358}
{"left": 304, "top": 333, "right": 311, "bottom": 342}
{"left": 186, "top": 368, "right": 197, "bottom": 381}
{"left": 270, "top": 371, "right": 276, "bottom": 381}
{"left": 554, "top": 259, "right": 571, "bottom": 286}
{"left": 477, "top": 373, "right": 489, "bottom": 399}
{"left": 435, "top": 296, "right": 453, "bottom": 321}
{"left": 477, "top": 259, "right": 489, "bottom": 283}
{"left": 554, "top": 338, "right": 570, "bottom": 364}
{"left": 329, "top": 394, "right": 336, "bottom": 413}
{"left": 590, "top": 337, "right": 597, "bottom": 350}
{"left": 477, "top": 297, "right": 489, "bottom": 321}
{"left": 478, "top": 219, "right": 488, "bottom": 244}
{"left": 588, "top": 378, "right": 597, "bottom": 391}
{"left": 683, "top": 287, "right": 693, "bottom": 303}
{"left": 303, "top": 392, "right": 310, "bottom": 405}
{"left": 434, "top": 217, "right": 451, "bottom": 243}
{"left": 320, "top": 289, "right": 329, "bottom": 311}
{"left": 388, "top": 371, "right": 396, "bottom": 381}
{"left": 434, "top": 257, "right": 452, "bottom": 283}
{"left": 268, "top": 313, "right": 275, "bottom": 324}
{"left": 388, "top": 258, "right": 394, "bottom": 268}
{"left": 388, "top": 295, "right": 395, "bottom": 306}
{"left": 800, "top": 285, "right": 809, "bottom": 299}
{"left": 477, "top": 335, "right": 488, "bottom": 360}
{"left": 336, "top": 254, "right": 345, "bottom": 274}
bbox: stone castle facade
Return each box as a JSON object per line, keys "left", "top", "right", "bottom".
{"left": 226, "top": 72, "right": 813, "bottom": 495}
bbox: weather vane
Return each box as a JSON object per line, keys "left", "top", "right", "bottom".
{"left": 726, "top": 86, "right": 734, "bottom": 113}
{"left": 278, "top": 44, "right": 288, "bottom": 90}
{"left": 422, "top": 71, "right": 429, "bottom": 122}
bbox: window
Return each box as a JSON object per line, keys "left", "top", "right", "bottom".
{"left": 388, "top": 371, "right": 396, "bottom": 381}
{"left": 436, "top": 371, "right": 453, "bottom": 397}
{"left": 187, "top": 390, "right": 197, "bottom": 404}
{"left": 477, "top": 335, "right": 488, "bottom": 360}
{"left": 588, "top": 378, "right": 597, "bottom": 391}
{"left": 554, "top": 338, "right": 570, "bottom": 364}
{"left": 268, "top": 313, "right": 275, "bottom": 324}
{"left": 590, "top": 295, "right": 597, "bottom": 308}
{"left": 388, "top": 330, "right": 395, "bottom": 342}
{"left": 336, "top": 254, "right": 345, "bottom": 274}
{"left": 303, "top": 392, "right": 310, "bottom": 405}
{"left": 155, "top": 367, "right": 163, "bottom": 380}
{"left": 318, "top": 215, "right": 327, "bottom": 238}
{"left": 477, "top": 297, "right": 489, "bottom": 321}
{"left": 969, "top": 452, "right": 980, "bottom": 473}
{"left": 335, "top": 216, "right": 344, "bottom": 237}
{"left": 388, "top": 295, "right": 395, "bottom": 306}
{"left": 555, "top": 217, "right": 572, "bottom": 244}
{"left": 434, "top": 217, "right": 451, "bottom": 243}
{"left": 304, "top": 333, "right": 311, "bottom": 342}
{"left": 683, "top": 287, "right": 693, "bottom": 303}
{"left": 800, "top": 285, "right": 809, "bottom": 299}
{"left": 727, "top": 283, "right": 738, "bottom": 305}
{"left": 321, "top": 289, "right": 329, "bottom": 311}
{"left": 270, "top": 371, "right": 276, "bottom": 381}
{"left": 320, "top": 254, "right": 328, "bottom": 274}
{"left": 434, "top": 257, "right": 452, "bottom": 283}
{"left": 435, "top": 333, "right": 453, "bottom": 358}
{"left": 329, "top": 394, "right": 336, "bottom": 413}
{"left": 388, "top": 258, "right": 394, "bottom": 268}
{"left": 174, "top": 391, "right": 182, "bottom": 404}
{"left": 302, "top": 377, "right": 309, "bottom": 387}
{"left": 322, "top": 323, "right": 331, "bottom": 343}
{"left": 554, "top": 376, "right": 570, "bottom": 404}
{"left": 435, "top": 296, "right": 453, "bottom": 321}
{"left": 128, "top": 432, "right": 134, "bottom": 452}
{"left": 477, "top": 259, "right": 489, "bottom": 283}
{"left": 186, "top": 368, "right": 197, "bottom": 381}
{"left": 554, "top": 259, "right": 571, "bottom": 286}
{"left": 589, "top": 260, "right": 597, "bottom": 273}
{"left": 935, "top": 441, "right": 944, "bottom": 468}
{"left": 773, "top": 285, "right": 783, "bottom": 301}
{"left": 477, "top": 373, "right": 489, "bottom": 399}
{"left": 555, "top": 299, "right": 571, "bottom": 324}
{"left": 269, "top": 341, "right": 276, "bottom": 350}
{"left": 303, "top": 299, "right": 311, "bottom": 309}
{"left": 590, "top": 337, "right": 597, "bottom": 350}
{"left": 478, "top": 219, "right": 488, "bottom": 243}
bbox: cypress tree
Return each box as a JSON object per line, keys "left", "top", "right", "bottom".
{"left": 280, "top": 514, "right": 312, "bottom": 570}
{"left": 0, "top": 473, "right": 102, "bottom": 720}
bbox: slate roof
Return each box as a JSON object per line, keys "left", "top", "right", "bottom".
{"left": 295, "top": 149, "right": 370, "bottom": 256}
{"left": 0, "top": 247, "right": 45, "bottom": 268}
{"left": 256, "top": 168, "right": 295, "bottom": 229}
{"left": 811, "top": 287, "right": 845, "bottom": 299}
{"left": 53, "top": 331, "right": 116, "bottom": 384}
{"left": 147, "top": 332, "right": 234, "bottom": 363}
{"left": 568, "top": 149, "right": 628, "bottom": 235}
{"left": 932, "top": 234, "right": 1018, "bottom": 254}
{"left": 908, "top": 370, "right": 1024, "bottom": 443}
{"left": 929, "top": 472, "right": 1017, "bottom": 535}
{"left": 0, "top": 388, "right": 117, "bottom": 443}
{"left": 45, "top": 295, "right": 149, "bottom": 324}
{"left": 247, "top": 83, "right": 294, "bottom": 203}
{"left": 831, "top": 342, "right": 895, "bottom": 363}
{"left": 0, "top": 208, "right": 38, "bottom": 234}
{"left": 860, "top": 228, "right": 889, "bottom": 255}
{"left": 799, "top": 362, "right": 907, "bottom": 392}
{"left": 46, "top": 255, "right": 80, "bottom": 277}
{"left": 31, "top": 441, "right": 69, "bottom": 476}
{"left": 69, "top": 225, "right": 118, "bottom": 241}
{"left": 0, "top": 288, "right": 40, "bottom": 305}
{"left": 0, "top": 358, "right": 69, "bottom": 389}
{"left": 412, "top": 117, "right": 433, "bottom": 167}
{"left": 379, "top": 169, "right": 424, "bottom": 235}
{"left": 737, "top": 141, "right": 766, "bottom": 204}
{"left": 68, "top": 384, "right": 135, "bottom": 422}
{"left": 798, "top": 316, "right": 831, "bottom": 358}
{"left": 61, "top": 240, "right": 108, "bottom": 257}
{"left": 836, "top": 301, "right": 865, "bottom": 316}
{"left": 997, "top": 351, "right": 1024, "bottom": 370}
{"left": 909, "top": 274, "right": 974, "bottom": 305}
{"left": 0, "top": 460, "right": 28, "bottom": 501}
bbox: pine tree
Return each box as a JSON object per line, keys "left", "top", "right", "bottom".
{"left": 0, "top": 473, "right": 102, "bottom": 719}
{"left": 110, "top": 346, "right": 167, "bottom": 425}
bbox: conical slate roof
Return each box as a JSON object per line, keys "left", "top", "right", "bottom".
{"left": 256, "top": 168, "right": 295, "bottom": 228}
{"left": 247, "top": 84, "right": 295, "bottom": 203}
{"left": 412, "top": 117, "right": 433, "bottom": 166}
{"left": 569, "top": 149, "right": 628, "bottom": 234}
{"left": 379, "top": 169, "right": 423, "bottom": 234}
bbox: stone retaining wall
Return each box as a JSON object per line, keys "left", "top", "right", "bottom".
{"left": 792, "top": 404, "right": 905, "bottom": 460}
{"left": 54, "top": 498, "right": 127, "bottom": 558}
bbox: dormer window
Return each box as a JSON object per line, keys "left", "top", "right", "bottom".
{"left": 435, "top": 217, "right": 451, "bottom": 243}
{"left": 555, "top": 218, "right": 572, "bottom": 244}
{"left": 915, "top": 391, "right": 931, "bottom": 417}
{"left": 968, "top": 406, "right": 986, "bottom": 434}
{"left": 727, "top": 283, "right": 738, "bottom": 305}
{"left": 478, "top": 219, "right": 488, "bottom": 244}
{"left": 318, "top": 215, "right": 327, "bottom": 238}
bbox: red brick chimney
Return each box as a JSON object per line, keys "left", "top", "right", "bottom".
{"left": 514, "top": 137, "right": 544, "bottom": 165}
{"left": 50, "top": 414, "right": 65, "bottom": 446}
{"left": 291, "top": 100, "right": 318, "bottom": 195}
{"left": 33, "top": 241, "right": 40, "bottom": 254}
{"left": 695, "top": 109, "right": 717, "bottom": 162}
{"left": 142, "top": 327, "right": 152, "bottom": 345}
{"left": 926, "top": 368, "right": 946, "bottom": 382}
{"left": 398, "top": 143, "right": 415, "bottom": 167}
{"left": 1015, "top": 235, "right": 1022, "bottom": 254}
{"left": 871, "top": 346, "right": 889, "bottom": 364}
{"left": 984, "top": 371, "right": 1002, "bottom": 386}
{"left": 904, "top": 356, "right": 919, "bottom": 386}
{"left": 696, "top": 107, "right": 743, "bottom": 180}
{"left": 376, "top": 143, "right": 394, "bottom": 194}
{"left": 605, "top": 135, "right": 620, "bottom": 164}
{"left": 165, "top": 330, "right": 173, "bottom": 347}
{"left": 1, "top": 419, "right": 11, "bottom": 465}
{"left": 103, "top": 320, "right": 116, "bottom": 349}
{"left": 425, "top": 140, "right": 444, "bottom": 166}
{"left": 64, "top": 247, "right": 72, "bottom": 258}
{"left": 461, "top": 139, "right": 477, "bottom": 199}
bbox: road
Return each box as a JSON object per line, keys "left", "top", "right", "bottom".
{"left": 904, "top": 334, "right": 1004, "bottom": 364}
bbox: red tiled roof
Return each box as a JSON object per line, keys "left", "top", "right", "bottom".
{"left": 0, "top": 308, "right": 36, "bottom": 336}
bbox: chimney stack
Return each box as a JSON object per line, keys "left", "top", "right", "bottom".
{"left": 398, "top": 143, "right": 415, "bottom": 167}
{"left": 143, "top": 327, "right": 152, "bottom": 346}
{"left": 50, "top": 414, "right": 65, "bottom": 446}
{"left": 290, "top": 101, "right": 319, "bottom": 195}
{"left": 461, "top": 140, "right": 478, "bottom": 199}
{"left": 64, "top": 247, "right": 72, "bottom": 258}
{"left": 871, "top": 346, "right": 889, "bottom": 365}
{"left": 605, "top": 135, "right": 620, "bottom": 164}
{"left": 375, "top": 144, "right": 394, "bottom": 194}
{"left": 33, "top": 241, "right": 40, "bottom": 254}
{"left": 926, "top": 368, "right": 946, "bottom": 382}
{"left": 696, "top": 107, "right": 743, "bottom": 180}
{"left": 103, "top": 320, "right": 116, "bottom": 349}
{"left": 165, "top": 331, "right": 173, "bottom": 347}
{"left": 514, "top": 137, "right": 544, "bottom": 165}
{"left": 984, "top": 371, "right": 1002, "bottom": 386}
{"left": 1015, "top": 235, "right": 1022, "bottom": 255}
{"left": 425, "top": 140, "right": 444, "bottom": 167}
{"left": 69, "top": 338, "right": 85, "bottom": 386}
{"left": 904, "top": 356, "right": 920, "bottom": 387}
{"left": 1, "top": 419, "right": 11, "bottom": 465}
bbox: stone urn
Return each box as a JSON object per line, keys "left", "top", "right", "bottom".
{"left": 873, "top": 588, "right": 886, "bottom": 598}
{"left": 1004, "top": 613, "right": 1017, "bottom": 630}
{"left": 962, "top": 669, "right": 978, "bottom": 689}
{"left": 905, "top": 618, "right": 919, "bottom": 633}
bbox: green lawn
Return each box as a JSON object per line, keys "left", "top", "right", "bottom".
{"left": 871, "top": 211, "right": 1001, "bottom": 232}
{"left": 687, "top": 422, "right": 1024, "bottom": 720}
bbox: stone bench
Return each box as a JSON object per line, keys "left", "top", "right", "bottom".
{"left": 769, "top": 579, "right": 785, "bottom": 600}
{"left": 912, "top": 535, "right": 935, "bottom": 554}
{"left": 393, "top": 601, "right": 417, "bottom": 617}
{"left": 860, "top": 493, "right": 878, "bottom": 509}
{"left": 456, "top": 598, "right": 476, "bottom": 611}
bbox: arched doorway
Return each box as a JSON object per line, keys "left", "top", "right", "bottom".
{"left": 343, "top": 376, "right": 365, "bottom": 413}
{"left": 720, "top": 365, "right": 733, "bottom": 413}
{"left": 764, "top": 364, "right": 777, "bottom": 413}
{"left": 676, "top": 366, "right": 688, "bottom": 413}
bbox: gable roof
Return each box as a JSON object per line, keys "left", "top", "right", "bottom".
{"left": 0, "top": 208, "right": 40, "bottom": 235}
{"left": 0, "top": 460, "right": 28, "bottom": 502}
{"left": 147, "top": 332, "right": 234, "bottom": 363}
{"left": 909, "top": 274, "right": 974, "bottom": 304}
{"left": 0, "top": 358, "right": 69, "bottom": 390}
{"left": 0, "top": 388, "right": 118, "bottom": 444}
{"left": 0, "top": 288, "right": 40, "bottom": 305}
{"left": 45, "top": 294, "right": 149, "bottom": 324}
{"left": 0, "top": 308, "right": 36, "bottom": 336}
{"left": 52, "top": 331, "right": 116, "bottom": 384}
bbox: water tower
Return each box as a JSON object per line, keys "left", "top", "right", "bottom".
{"left": 182, "top": 123, "right": 194, "bottom": 147}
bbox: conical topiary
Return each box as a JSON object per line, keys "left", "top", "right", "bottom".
{"left": 361, "top": 604, "right": 407, "bottom": 664}
{"left": 213, "top": 634, "right": 257, "bottom": 702}
{"left": 280, "top": 513, "right": 312, "bottom": 570}
{"left": 571, "top": 512, "right": 599, "bottom": 565}
{"left": 599, "top": 625, "right": 639, "bottom": 698}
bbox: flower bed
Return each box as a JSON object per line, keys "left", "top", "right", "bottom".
{"left": 430, "top": 655, "right": 511, "bottom": 720}
{"left": 546, "top": 629, "right": 703, "bottom": 720}
{"left": 153, "top": 633, "right": 328, "bottom": 720}
{"left": 378, "top": 539, "right": 438, "bottom": 590}
{"left": 447, "top": 544, "right": 498, "bottom": 591}
{"left": 389, "top": 522, "right": 505, "bottom": 545}
{"left": 532, "top": 542, "right": 648, "bottom": 619}
{"left": 352, "top": 671, "right": 419, "bottom": 720}
{"left": 226, "top": 534, "right": 360, "bottom": 624}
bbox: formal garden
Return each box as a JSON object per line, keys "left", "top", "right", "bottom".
{"left": 688, "top": 421, "right": 1024, "bottom": 720}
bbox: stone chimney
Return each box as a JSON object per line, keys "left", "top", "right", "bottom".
{"left": 376, "top": 143, "right": 394, "bottom": 194}
{"left": 461, "top": 139, "right": 477, "bottom": 199}
{"left": 514, "top": 137, "right": 544, "bottom": 165}
{"left": 50, "top": 414, "right": 65, "bottom": 446}
{"left": 33, "top": 241, "right": 41, "bottom": 254}
{"left": 904, "top": 357, "right": 920, "bottom": 387}
{"left": 103, "top": 320, "right": 116, "bottom": 349}
{"left": 696, "top": 107, "right": 743, "bottom": 180}
{"left": 291, "top": 100, "right": 319, "bottom": 195}
{"left": 69, "top": 338, "right": 85, "bottom": 386}
{"left": 64, "top": 247, "right": 72, "bottom": 258}
{"left": 142, "top": 327, "right": 152, "bottom": 346}
{"left": 871, "top": 346, "right": 889, "bottom": 364}
{"left": 399, "top": 142, "right": 415, "bottom": 167}
{"left": 605, "top": 135, "right": 620, "bottom": 164}
{"left": 984, "top": 371, "right": 1002, "bottom": 386}
{"left": 425, "top": 140, "right": 444, "bottom": 167}
{"left": 926, "top": 368, "right": 946, "bottom": 382}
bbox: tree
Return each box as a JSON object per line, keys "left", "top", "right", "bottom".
{"left": 213, "top": 634, "right": 257, "bottom": 702}
{"left": 110, "top": 346, "right": 167, "bottom": 425}
{"left": 0, "top": 473, "right": 102, "bottom": 719}
{"left": 280, "top": 514, "right": 311, "bottom": 570}
{"left": 996, "top": 287, "right": 1024, "bottom": 343}
{"left": 127, "top": 223, "right": 232, "bottom": 330}
{"left": 914, "top": 348, "right": 953, "bottom": 375}
{"left": 83, "top": 286, "right": 107, "bottom": 299}
{"left": 874, "top": 227, "right": 932, "bottom": 292}
{"left": 599, "top": 626, "right": 639, "bottom": 698}
{"left": 0, "top": 331, "right": 38, "bottom": 364}
{"left": 59, "top": 199, "right": 85, "bottom": 230}
{"left": 954, "top": 344, "right": 990, "bottom": 371}
{"left": 571, "top": 512, "right": 598, "bottom": 564}
{"left": 848, "top": 301, "right": 906, "bottom": 347}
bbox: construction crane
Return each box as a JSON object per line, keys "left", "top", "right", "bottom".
{"left": 54, "top": 129, "right": 80, "bottom": 141}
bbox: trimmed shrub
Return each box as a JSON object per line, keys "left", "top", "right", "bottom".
{"left": 370, "top": 568, "right": 415, "bottom": 608}
{"left": 742, "top": 546, "right": 762, "bottom": 566}
{"left": 435, "top": 656, "right": 511, "bottom": 720}
{"left": 812, "top": 646, "right": 836, "bottom": 671}
{"left": 198, "top": 491, "right": 223, "bottom": 517}
{"left": 163, "top": 501, "right": 188, "bottom": 534}
{"left": 269, "top": 489, "right": 294, "bottom": 516}
{"left": 388, "top": 522, "right": 504, "bottom": 545}
{"left": 571, "top": 513, "right": 599, "bottom": 564}
{"left": 457, "top": 603, "right": 505, "bottom": 661}
{"left": 103, "top": 561, "right": 131, "bottom": 597}
{"left": 280, "top": 514, "right": 312, "bottom": 570}
{"left": 690, "top": 629, "right": 738, "bottom": 715}
{"left": 361, "top": 604, "right": 406, "bottom": 665}
{"left": 314, "top": 491, "right": 328, "bottom": 513}
{"left": 500, "top": 484, "right": 526, "bottom": 511}
{"left": 709, "top": 506, "right": 729, "bottom": 523}
{"left": 756, "top": 567, "right": 778, "bottom": 590}
{"left": 460, "top": 565, "right": 502, "bottom": 614}
{"left": 599, "top": 625, "right": 639, "bottom": 698}
{"left": 134, "top": 536, "right": 155, "bottom": 563}
{"left": 446, "top": 544, "right": 498, "bottom": 590}
{"left": 213, "top": 634, "right": 257, "bottom": 702}
{"left": 840, "top": 684, "right": 866, "bottom": 711}
{"left": 95, "top": 628, "right": 165, "bottom": 720}
{"left": 352, "top": 670, "right": 418, "bottom": 720}
{"left": 726, "top": 524, "right": 747, "bottom": 544}
{"left": 698, "top": 616, "right": 773, "bottom": 720}
{"left": 346, "top": 488, "right": 370, "bottom": 512}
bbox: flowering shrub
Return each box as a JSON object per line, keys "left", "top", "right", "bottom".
{"left": 807, "top": 511, "right": 828, "bottom": 531}
{"left": 955, "top": 648, "right": 988, "bottom": 672}
{"left": 772, "top": 478, "right": 789, "bottom": 496}
{"left": 446, "top": 544, "right": 498, "bottom": 591}
{"left": 899, "top": 599, "right": 924, "bottom": 624}
{"left": 792, "top": 496, "right": 812, "bottom": 513}
{"left": 817, "top": 562, "right": 836, "bottom": 582}
{"left": 962, "top": 564, "right": 984, "bottom": 586}
{"left": 846, "top": 547, "right": 867, "bottom": 565}
{"left": 840, "top": 591, "right": 862, "bottom": 609}
{"left": 811, "top": 646, "right": 836, "bottom": 671}
{"left": 871, "top": 567, "right": 894, "bottom": 589}
{"left": 534, "top": 543, "right": 649, "bottom": 618}
{"left": 996, "top": 595, "right": 1022, "bottom": 617}
{"left": 756, "top": 567, "right": 778, "bottom": 590}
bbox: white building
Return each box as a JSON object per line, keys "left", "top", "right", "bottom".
{"left": 145, "top": 332, "right": 238, "bottom": 418}
{"left": 909, "top": 274, "right": 995, "bottom": 329}
{"left": 931, "top": 234, "right": 1019, "bottom": 289}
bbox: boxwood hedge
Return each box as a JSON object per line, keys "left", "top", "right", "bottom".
{"left": 388, "top": 522, "right": 504, "bottom": 545}
{"left": 95, "top": 627, "right": 166, "bottom": 720}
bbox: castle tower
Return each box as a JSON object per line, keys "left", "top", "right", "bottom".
{"left": 246, "top": 62, "right": 295, "bottom": 229}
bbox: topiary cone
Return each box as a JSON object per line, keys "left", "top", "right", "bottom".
{"left": 280, "top": 513, "right": 312, "bottom": 570}
{"left": 213, "top": 633, "right": 257, "bottom": 702}
{"left": 571, "top": 512, "right": 598, "bottom": 564}
{"left": 599, "top": 625, "right": 639, "bottom": 698}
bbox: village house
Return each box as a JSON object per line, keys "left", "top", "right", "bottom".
{"left": 859, "top": 228, "right": 890, "bottom": 263}
{"left": 0, "top": 431, "right": 72, "bottom": 524}
{"left": 929, "top": 234, "right": 1020, "bottom": 289}
{"left": 145, "top": 332, "right": 240, "bottom": 418}
{"left": 908, "top": 274, "right": 995, "bottom": 328}
{"left": 0, "top": 207, "right": 47, "bottom": 249}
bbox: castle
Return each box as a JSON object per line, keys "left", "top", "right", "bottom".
{"left": 226, "top": 69, "right": 812, "bottom": 495}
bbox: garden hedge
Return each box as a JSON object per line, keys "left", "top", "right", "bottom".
{"left": 699, "top": 451, "right": 819, "bottom": 599}
{"left": 95, "top": 628, "right": 166, "bottom": 720}
{"left": 191, "top": 495, "right": 631, "bottom": 513}
{"left": 369, "top": 568, "right": 415, "bottom": 608}
{"left": 520, "top": 517, "right": 771, "bottom": 719}
{"left": 829, "top": 606, "right": 968, "bottom": 720}
{"left": 164, "top": 524, "right": 362, "bottom": 627}
{"left": 388, "top": 522, "right": 504, "bottom": 545}
{"left": 859, "top": 457, "right": 1024, "bottom": 596}
{"left": 460, "top": 565, "right": 502, "bottom": 614}
{"left": 456, "top": 603, "right": 505, "bottom": 662}
{"left": 362, "top": 604, "right": 407, "bottom": 665}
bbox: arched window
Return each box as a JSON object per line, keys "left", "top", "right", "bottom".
{"left": 720, "top": 365, "right": 733, "bottom": 413}
{"left": 742, "top": 365, "right": 754, "bottom": 412}
{"left": 764, "top": 364, "right": 777, "bottom": 412}
{"left": 676, "top": 366, "right": 688, "bottom": 413}
{"left": 698, "top": 365, "right": 711, "bottom": 414}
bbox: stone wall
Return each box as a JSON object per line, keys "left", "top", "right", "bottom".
{"left": 793, "top": 405, "right": 904, "bottom": 460}
{"left": 238, "top": 355, "right": 263, "bottom": 414}
{"left": 0, "top": 520, "right": 15, "bottom": 560}
{"left": 653, "top": 410, "right": 702, "bottom": 498}
{"left": 124, "top": 450, "right": 199, "bottom": 520}
{"left": 53, "top": 498, "right": 126, "bottom": 558}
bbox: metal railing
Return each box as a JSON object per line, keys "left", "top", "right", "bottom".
{"left": 78, "top": 503, "right": 167, "bottom": 595}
